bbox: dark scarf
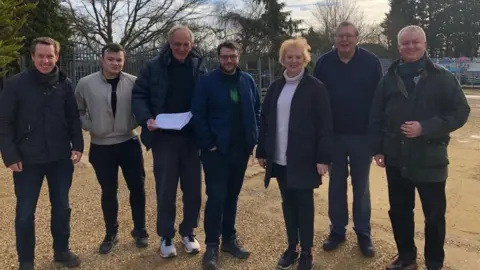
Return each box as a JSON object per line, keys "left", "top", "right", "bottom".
{"left": 397, "top": 56, "right": 427, "bottom": 94}
{"left": 33, "top": 65, "right": 60, "bottom": 86}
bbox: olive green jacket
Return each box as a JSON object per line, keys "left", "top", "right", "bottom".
{"left": 369, "top": 57, "right": 470, "bottom": 182}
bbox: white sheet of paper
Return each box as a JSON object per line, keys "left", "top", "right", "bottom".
{"left": 154, "top": 112, "right": 192, "bottom": 130}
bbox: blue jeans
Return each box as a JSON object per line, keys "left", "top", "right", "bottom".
{"left": 328, "top": 134, "right": 372, "bottom": 237}
{"left": 13, "top": 158, "right": 74, "bottom": 264}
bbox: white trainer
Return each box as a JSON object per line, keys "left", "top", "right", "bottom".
{"left": 181, "top": 235, "right": 201, "bottom": 254}
{"left": 160, "top": 237, "right": 177, "bottom": 258}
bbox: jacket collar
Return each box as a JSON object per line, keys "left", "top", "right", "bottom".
{"left": 98, "top": 70, "right": 126, "bottom": 83}
{"left": 279, "top": 67, "right": 310, "bottom": 81}
{"left": 388, "top": 55, "right": 440, "bottom": 75}
{"left": 214, "top": 66, "right": 244, "bottom": 75}
{"left": 28, "top": 65, "right": 68, "bottom": 82}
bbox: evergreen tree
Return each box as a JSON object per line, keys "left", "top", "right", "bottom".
{"left": 0, "top": 0, "right": 36, "bottom": 78}
{"left": 21, "top": 0, "right": 72, "bottom": 57}
{"left": 381, "top": 0, "right": 418, "bottom": 58}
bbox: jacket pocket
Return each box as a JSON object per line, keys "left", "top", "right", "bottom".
{"left": 421, "top": 141, "right": 449, "bottom": 167}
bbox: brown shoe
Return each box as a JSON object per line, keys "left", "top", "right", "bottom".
{"left": 386, "top": 256, "right": 417, "bottom": 270}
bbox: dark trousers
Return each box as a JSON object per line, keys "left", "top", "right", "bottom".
{"left": 202, "top": 147, "right": 250, "bottom": 246}
{"left": 328, "top": 134, "right": 372, "bottom": 237}
{"left": 386, "top": 166, "right": 446, "bottom": 268}
{"left": 13, "top": 158, "right": 74, "bottom": 263}
{"left": 274, "top": 164, "right": 315, "bottom": 250}
{"left": 152, "top": 133, "right": 202, "bottom": 238}
{"left": 89, "top": 137, "right": 146, "bottom": 235}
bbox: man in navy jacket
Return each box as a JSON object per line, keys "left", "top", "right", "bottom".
{"left": 131, "top": 25, "right": 207, "bottom": 258}
{"left": 191, "top": 41, "right": 261, "bottom": 270}
{"left": 313, "top": 21, "right": 383, "bottom": 257}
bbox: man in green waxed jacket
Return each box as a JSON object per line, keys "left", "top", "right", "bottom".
{"left": 369, "top": 25, "right": 470, "bottom": 270}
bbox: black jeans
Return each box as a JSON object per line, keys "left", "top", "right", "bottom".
{"left": 274, "top": 164, "right": 315, "bottom": 250}
{"left": 89, "top": 137, "right": 146, "bottom": 235}
{"left": 152, "top": 133, "right": 202, "bottom": 238}
{"left": 14, "top": 158, "right": 74, "bottom": 264}
{"left": 386, "top": 166, "right": 446, "bottom": 268}
{"left": 202, "top": 147, "right": 250, "bottom": 246}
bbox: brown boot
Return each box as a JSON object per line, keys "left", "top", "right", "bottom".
{"left": 386, "top": 256, "right": 417, "bottom": 270}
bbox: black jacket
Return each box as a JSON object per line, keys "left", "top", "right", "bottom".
{"left": 0, "top": 68, "right": 84, "bottom": 167}
{"left": 131, "top": 44, "right": 207, "bottom": 149}
{"left": 369, "top": 57, "right": 470, "bottom": 182}
{"left": 256, "top": 70, "right": 334, "bottom": 189}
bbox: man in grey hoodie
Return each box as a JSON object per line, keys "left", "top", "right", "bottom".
{"left": 75, "top": 43, "right": 148, "bottom": 254}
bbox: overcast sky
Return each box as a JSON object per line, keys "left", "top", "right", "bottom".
{"left": 284, "top": 0, "right": 389, "bottom": 25}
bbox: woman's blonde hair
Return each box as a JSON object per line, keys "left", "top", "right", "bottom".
{"left": 279, "top": 37, "right": 312, "bottom": 67}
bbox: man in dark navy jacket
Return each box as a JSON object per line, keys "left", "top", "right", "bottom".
{"left": 313, "top": 21, "right": 383, "bottom": 257}
{"left": 191, "top": 41, "right": 261, "bottom": 270}
{"left": 0, "top": 37, "right": 83, "bottom": 270}
{"left": 131, "top": 25, "right": 207, "bottom": 258}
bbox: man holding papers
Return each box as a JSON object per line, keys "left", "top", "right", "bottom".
{"left": 191, "top": 41, "right": 261, "bottom": 270}
{"left": 75, "top": 43, "right": 148, "bottom": 254}
{"left": 131, "top": 25, "right": 207, "bottom": 258}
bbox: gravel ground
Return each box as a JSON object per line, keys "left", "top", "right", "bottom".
{"left": 1, "top": 97, "right": 480, "bottom": 270}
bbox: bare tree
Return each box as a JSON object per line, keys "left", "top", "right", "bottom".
{"left": 64, "top": 0, "right": 207, "bottom": 52}
{"left": 311, "top": 0, "right": 382, "bottom": 46}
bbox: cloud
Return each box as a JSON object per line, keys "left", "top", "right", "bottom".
{"left": 282, "top": 0, "right": 389, "bottom": 25}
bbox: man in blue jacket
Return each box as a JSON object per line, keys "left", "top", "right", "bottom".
{"left": 131, "top": 25, "right": 207, "bottom": 258}
{"left": 313, "top": 21, "right": 383, "bottom": 257}
{"left": 191, "top": 41, "right": 261, "bottom": 270}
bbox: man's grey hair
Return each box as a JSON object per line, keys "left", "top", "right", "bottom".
{"left": 397, "top": 25, "right": 426, "bottom": 44}
{"left": 168, "top": 25, "right": 195, "bottom": 43}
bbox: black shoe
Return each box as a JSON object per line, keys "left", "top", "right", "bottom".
{"left": 358, "top": 234, "right": 375, "bottom": 257}
{"left": 386, "top": 255, "right": 418, "bottom": 270}
{"left": 99, "top": 234, "right": 119, "bottom": 254}
{"left": 19, "top": 262, "right": 34, "bottom": 270}
{"left": 277, "top": 247, "right": 299, "bottom": 269}
{"left": 131, "top": 229, "right": 149, "bottom": 248}
{"left": 322, "top": 232, "right": 346, "bottom": 251}
{"left": 202, "top": 246, "right": 219, "bottom": 270}
{"left": 297, "top": 250, "right": 313, "bottom": 270}
{"left": 53, "top": 250, "right": 81, "bottom": 268}
{"left": 221, "top": 238, "right": 250, "bottom": 259}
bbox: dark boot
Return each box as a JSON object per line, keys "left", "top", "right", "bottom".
{"left": 131, "top": 229, "right": 149, "bottom": 248}
{"left": 358, "top": 234, "right": 375, "bottom": 257}
{"left": 221, "top": 238, "right": 250, "bottom": 259}
{"left": 99, "top": 234, "right": 119, "bottom": 254}
{"left": 322, "top": 232, "right": 346, "bottom": 251}
{"left": 277, "top": 246, "right": 299, "bottom": 269}
{"left": 202, "top": 246, "right": 219, "bottom": 270}
{"left": 297, "top": 250, "right": 313, "bottom": 270}
{"left": 53, "top": 250, "right": 81, "bottom": 268}
{"left": 386, "top": 256, "right": 417, "bottom": 270}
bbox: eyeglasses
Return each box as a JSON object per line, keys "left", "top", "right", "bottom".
{"left": 219, "top": 54, "right": 239, "bottom": 60}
